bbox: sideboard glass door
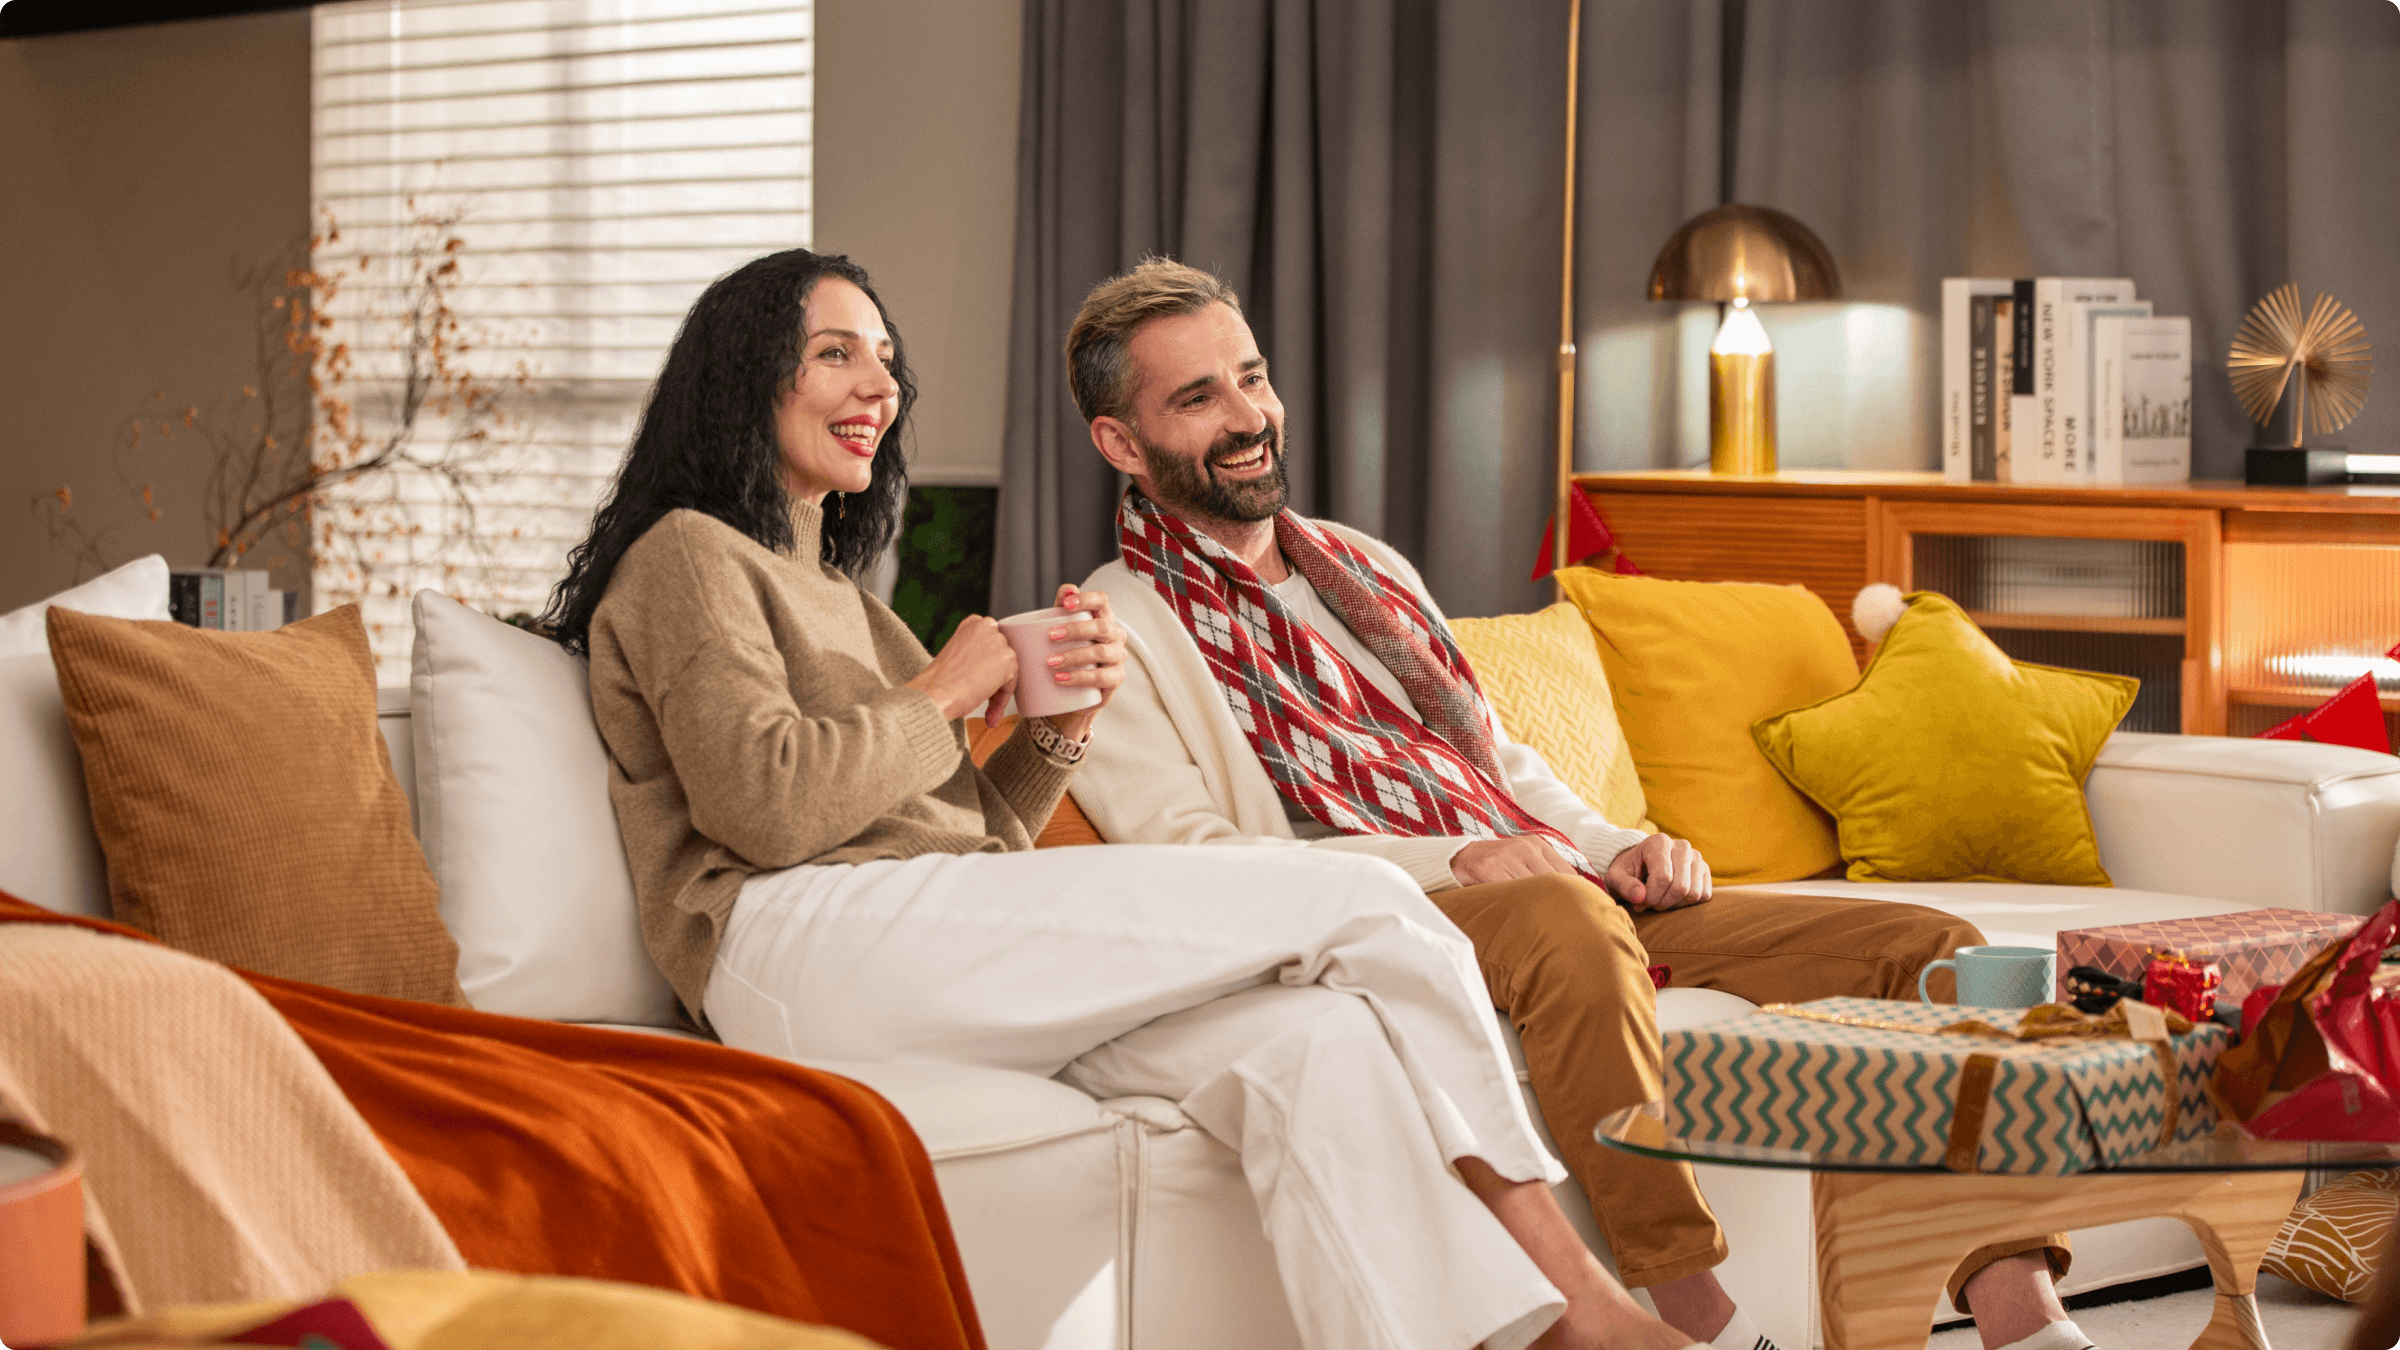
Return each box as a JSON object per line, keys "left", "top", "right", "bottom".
{"left": 1877, "top": 503, "right": 2222, "bottom": 734}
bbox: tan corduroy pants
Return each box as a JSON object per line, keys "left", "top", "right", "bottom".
{"left": 1432, "top": 878, "right": 2068, "bottom": 1300}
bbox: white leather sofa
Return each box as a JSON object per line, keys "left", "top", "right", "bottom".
{"left": 11, "top": 564, "right": 2400, "bottom": 1350}
{"left": 380, "top": 592, "right": 2400, "bottom": 1350}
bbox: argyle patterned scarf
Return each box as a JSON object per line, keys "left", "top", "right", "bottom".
{"left": 1117, "top": 489, "right": 1597, "bottom": 878}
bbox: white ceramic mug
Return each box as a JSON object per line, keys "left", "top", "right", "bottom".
{"left": 998, "top": 607, "right": 1103, "bottom": 719}
{"left": 1918, "top": 945, "right": 2057, "bottom": 1008}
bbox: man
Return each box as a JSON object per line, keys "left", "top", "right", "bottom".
{"left": 1061, "top": 259, "right": 2094, "bottom": 1350}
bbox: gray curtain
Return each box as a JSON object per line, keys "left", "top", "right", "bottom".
{"left": 1575, "top": 0, "right": 2400, "bottom": 479}
{"left": 997, "top": 0, "right": 1590, "bottom": 620}
{"left": 1002, "top": 1, "right": 2400, "bottom": 614}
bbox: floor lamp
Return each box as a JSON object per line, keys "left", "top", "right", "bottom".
{"left": 1551, "top": 0, "right": 1584, "bottom": 591}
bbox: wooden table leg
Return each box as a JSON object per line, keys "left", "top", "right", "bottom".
{"left": 1812, "top": 1169, "right": 2303, "bottom": 1350}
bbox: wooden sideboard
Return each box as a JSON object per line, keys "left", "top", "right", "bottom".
{"left": 1576, "top": 471, "right": 2400, "bottom": 737}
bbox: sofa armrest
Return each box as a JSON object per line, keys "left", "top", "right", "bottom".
{"left": 2086, "top": 732, "right": 2400, "bottom": 915}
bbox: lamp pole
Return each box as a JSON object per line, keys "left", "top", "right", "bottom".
{"left": 1553, "top": 0, "right": 1582, "bottom": 597}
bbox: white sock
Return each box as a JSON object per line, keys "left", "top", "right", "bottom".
{"left": 1708, "top": 1306, "right": 1781, "bottom": 1350}
{"left": 1993, "top": 1320, "right": 2095, "bottom": 1350}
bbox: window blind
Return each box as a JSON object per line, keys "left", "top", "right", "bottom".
{"left": 310, "top": 0, "right": 810, "bottom": 678}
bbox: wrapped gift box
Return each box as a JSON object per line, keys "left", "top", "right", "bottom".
{"left": 1659, "top": 997, "right": 2228, "bottom": 1176}
{"left": 2055, "top": 909, "right": 2365, "bottom": 1005}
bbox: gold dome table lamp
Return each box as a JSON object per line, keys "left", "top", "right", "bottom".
{"left": 1648, "top": 204, "right": 1841, "bottom": 474}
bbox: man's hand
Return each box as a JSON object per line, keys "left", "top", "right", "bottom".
{"left": 1603, "top": 834, "right": 1712, "bottom": 912}
{"left": 1450, "top": 835, "right": 1578, "bottom": 887}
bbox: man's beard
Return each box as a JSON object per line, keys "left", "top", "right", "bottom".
{"left": 1138, "top": 423, "right": 1289, "bottom": 525}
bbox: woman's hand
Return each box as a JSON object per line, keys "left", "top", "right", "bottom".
{"left": 1036, "top": 584, "right": 1127, "bottom": 741}
{"left": 905, "top": 615, "right": 1019, "bottom": 724}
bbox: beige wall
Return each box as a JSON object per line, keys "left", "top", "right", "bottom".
{"left": 0, "top": 11, "right": 314, "bottom": 614}
{"left": 0, "top": 2, "right": 1017, "bottom": 615}
{"left": 813, "top": 0, "right": 1021, "bottom": 487}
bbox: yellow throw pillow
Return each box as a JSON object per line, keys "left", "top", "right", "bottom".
{"left": 1750, "top": 592, "right": 2136, "bottom": 886}
{"left": 1557, "top": 570, "right": 1858, "bottom": 883}
{"left": 1449, "top": 604, "right": 1654, "bottom": 832}
{"left": 2264, "top": 1168, "right": 2399, "bottom": 1303}
{"left": 46, "top": 603, "right": 467, "bottom": 1005}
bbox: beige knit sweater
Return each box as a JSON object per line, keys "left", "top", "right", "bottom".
{"left": 588, "top": 502, "right": 1076, "bottom": 1021}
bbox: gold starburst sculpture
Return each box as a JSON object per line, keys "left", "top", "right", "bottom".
{"left": 2228, "top": 283, "right": 2373, "bottom": 447}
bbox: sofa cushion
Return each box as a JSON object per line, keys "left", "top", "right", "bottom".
{"left": 1449, "top": 603, "right": 1653, "bottom": 832}
{"left": 1753, "top": 593, "right": 2135, "bottom": 886}
{"left": 0, "top": 556, "right": 171, "bottom": 656}
{"left": 0, "top": 557, "right": 171, "bottom": 918}
{"left": 2088, "top": 732, "right": 2400, "bottom": 915}
{"left": 1744, "top": 879, "right": 2257, "bottom": 948}
{"left": 1557, "top": 569, "right": 1856, "bottom": 883}
{"left": 46, "top": 603, "right": 465, "bottom": 1005}
{"left": 409, "top": 590, "right": 678, "bottom": 1026}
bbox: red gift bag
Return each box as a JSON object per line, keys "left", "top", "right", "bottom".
{"left": 2210, "top": 899, "right": 2400, "bottom": 1141}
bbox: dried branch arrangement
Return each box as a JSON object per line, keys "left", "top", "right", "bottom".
{"left": 32, "top": 205, "right": 534, "bottom": 617}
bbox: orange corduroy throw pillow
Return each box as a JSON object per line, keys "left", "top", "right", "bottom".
{"left": 46, "top": 603, "right": 466, "bottom": 1005}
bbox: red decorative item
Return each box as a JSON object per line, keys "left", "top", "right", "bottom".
{"left": 1530, "top": 491, "right": 1619, "bottom": 581}
{"left": 2055, "top": 908, "right": 2364, "bottom": 1005}
{"left": 2143, "top": 953, "right": 2222, "bottom": 1023}
{"left": 2212, "top": 899, "right": 2400, "bottom": 1142}
{"left": 1612, "top": 551, "right": 1644, "bottom": 576}
{"left": 222, "top": 1299, "right": 395, "bottom": 1349}
{"left": 1647, "top": 963, "right": 1672, "bottom": 990}
{"left": 2258, "top": 641, "right": 2400, "bottom": 755}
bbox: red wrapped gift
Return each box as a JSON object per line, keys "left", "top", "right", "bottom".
{"left": 2143, "top": 954, "right": 2223, "bottom": 1022}
{"left": 2056, "top": 909, "right": 2365, "bottom": 1005}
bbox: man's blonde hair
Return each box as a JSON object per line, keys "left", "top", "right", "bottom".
{"left": 1065, "top": 258, "right": 1242, "bottom": 426}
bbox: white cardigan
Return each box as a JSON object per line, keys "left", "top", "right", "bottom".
{"left": 1071, "top": 520, "right": 1649, "bottom": 894}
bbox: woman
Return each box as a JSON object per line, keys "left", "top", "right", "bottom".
{"left": 543, "top": 249, "right": 1697, "bottom": 1350}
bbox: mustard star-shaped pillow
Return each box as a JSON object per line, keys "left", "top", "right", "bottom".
{"left": 1750, "top": 592, "right": 2137, "bottom": 885}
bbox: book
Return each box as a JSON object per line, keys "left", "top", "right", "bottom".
{"left": 2012, "top": 277, "right": 2136, "bottom": 483}
{"left": 1992, "top": 297, "right": 2016, "bottom": 481}
{"left": 2058, "top": 298, "right": 2153, "bottom": 480}
{"left": 242, "top": 571, "right": 273, "bottom": 632}
{"left": 1969, "top": 296, "right": 1996, "bottom": 480}
{"left": 1941, "top": 278, "right": 2015, "bottom": 483}
{"left": 199, "top": 573, "right": 224, "bottom": 630}
{"left": 273, "top": 589, "right": 296, "bottom": 628}
{"left": 169, "top": 572, "right": 201, "bottom": 627}
{"left": 2092, "top": 315, "right": 2193, "bottom": 485}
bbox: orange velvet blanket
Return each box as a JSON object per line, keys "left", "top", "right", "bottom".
{"left": 0, "top": 896, "right": 984, "bottom": 1350}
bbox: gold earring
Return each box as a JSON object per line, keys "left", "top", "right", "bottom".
{"left": 836, "top": 492, "right": 847, "bottom": 520}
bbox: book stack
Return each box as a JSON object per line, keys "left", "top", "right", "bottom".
{"left": 168, "top": 569, "right": 299, "bottom": 632}
{"left": 1943, "top": 278, "right": 2192, "bottom": 486}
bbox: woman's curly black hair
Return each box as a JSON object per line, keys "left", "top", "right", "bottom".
{"left": 542, "top": 248, "right": 915, "bottom": 655}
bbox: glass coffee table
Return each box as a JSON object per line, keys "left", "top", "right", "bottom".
{"left": 1599, "top": 1102, "right": 2400, "bottom": 1350}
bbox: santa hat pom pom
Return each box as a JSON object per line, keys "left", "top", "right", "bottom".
{"left": 1851, "top": 584, "right": 1908, "bottom": 644}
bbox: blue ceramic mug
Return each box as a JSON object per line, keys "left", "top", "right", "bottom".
{"left": 1918, "top": 945, "right": 2057, "bottom": 1008}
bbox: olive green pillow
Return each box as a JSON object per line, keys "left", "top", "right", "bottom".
{"left": 1750, "top": 592, "right": 2136, "bottom": 885}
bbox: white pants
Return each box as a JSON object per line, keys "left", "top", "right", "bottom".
{"left": 705, "top": 844, "right": 1568, "bottom": 1350}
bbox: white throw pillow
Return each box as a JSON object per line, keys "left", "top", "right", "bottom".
{"left": 0, "top": 556, "right": 171, "bottom": 656}
{"left": 409, "top": 589, "right": 678, "bottom": 1026}
{"left": 0, "top": 556, "right": 172, "bottom": 916}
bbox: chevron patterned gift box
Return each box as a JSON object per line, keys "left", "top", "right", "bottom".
{"left": 2054, "top": 909, "right": 2365, "bottom": 1005}
{"left": 1659, "top": 998, "right": 2229, "bottom": 1176}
